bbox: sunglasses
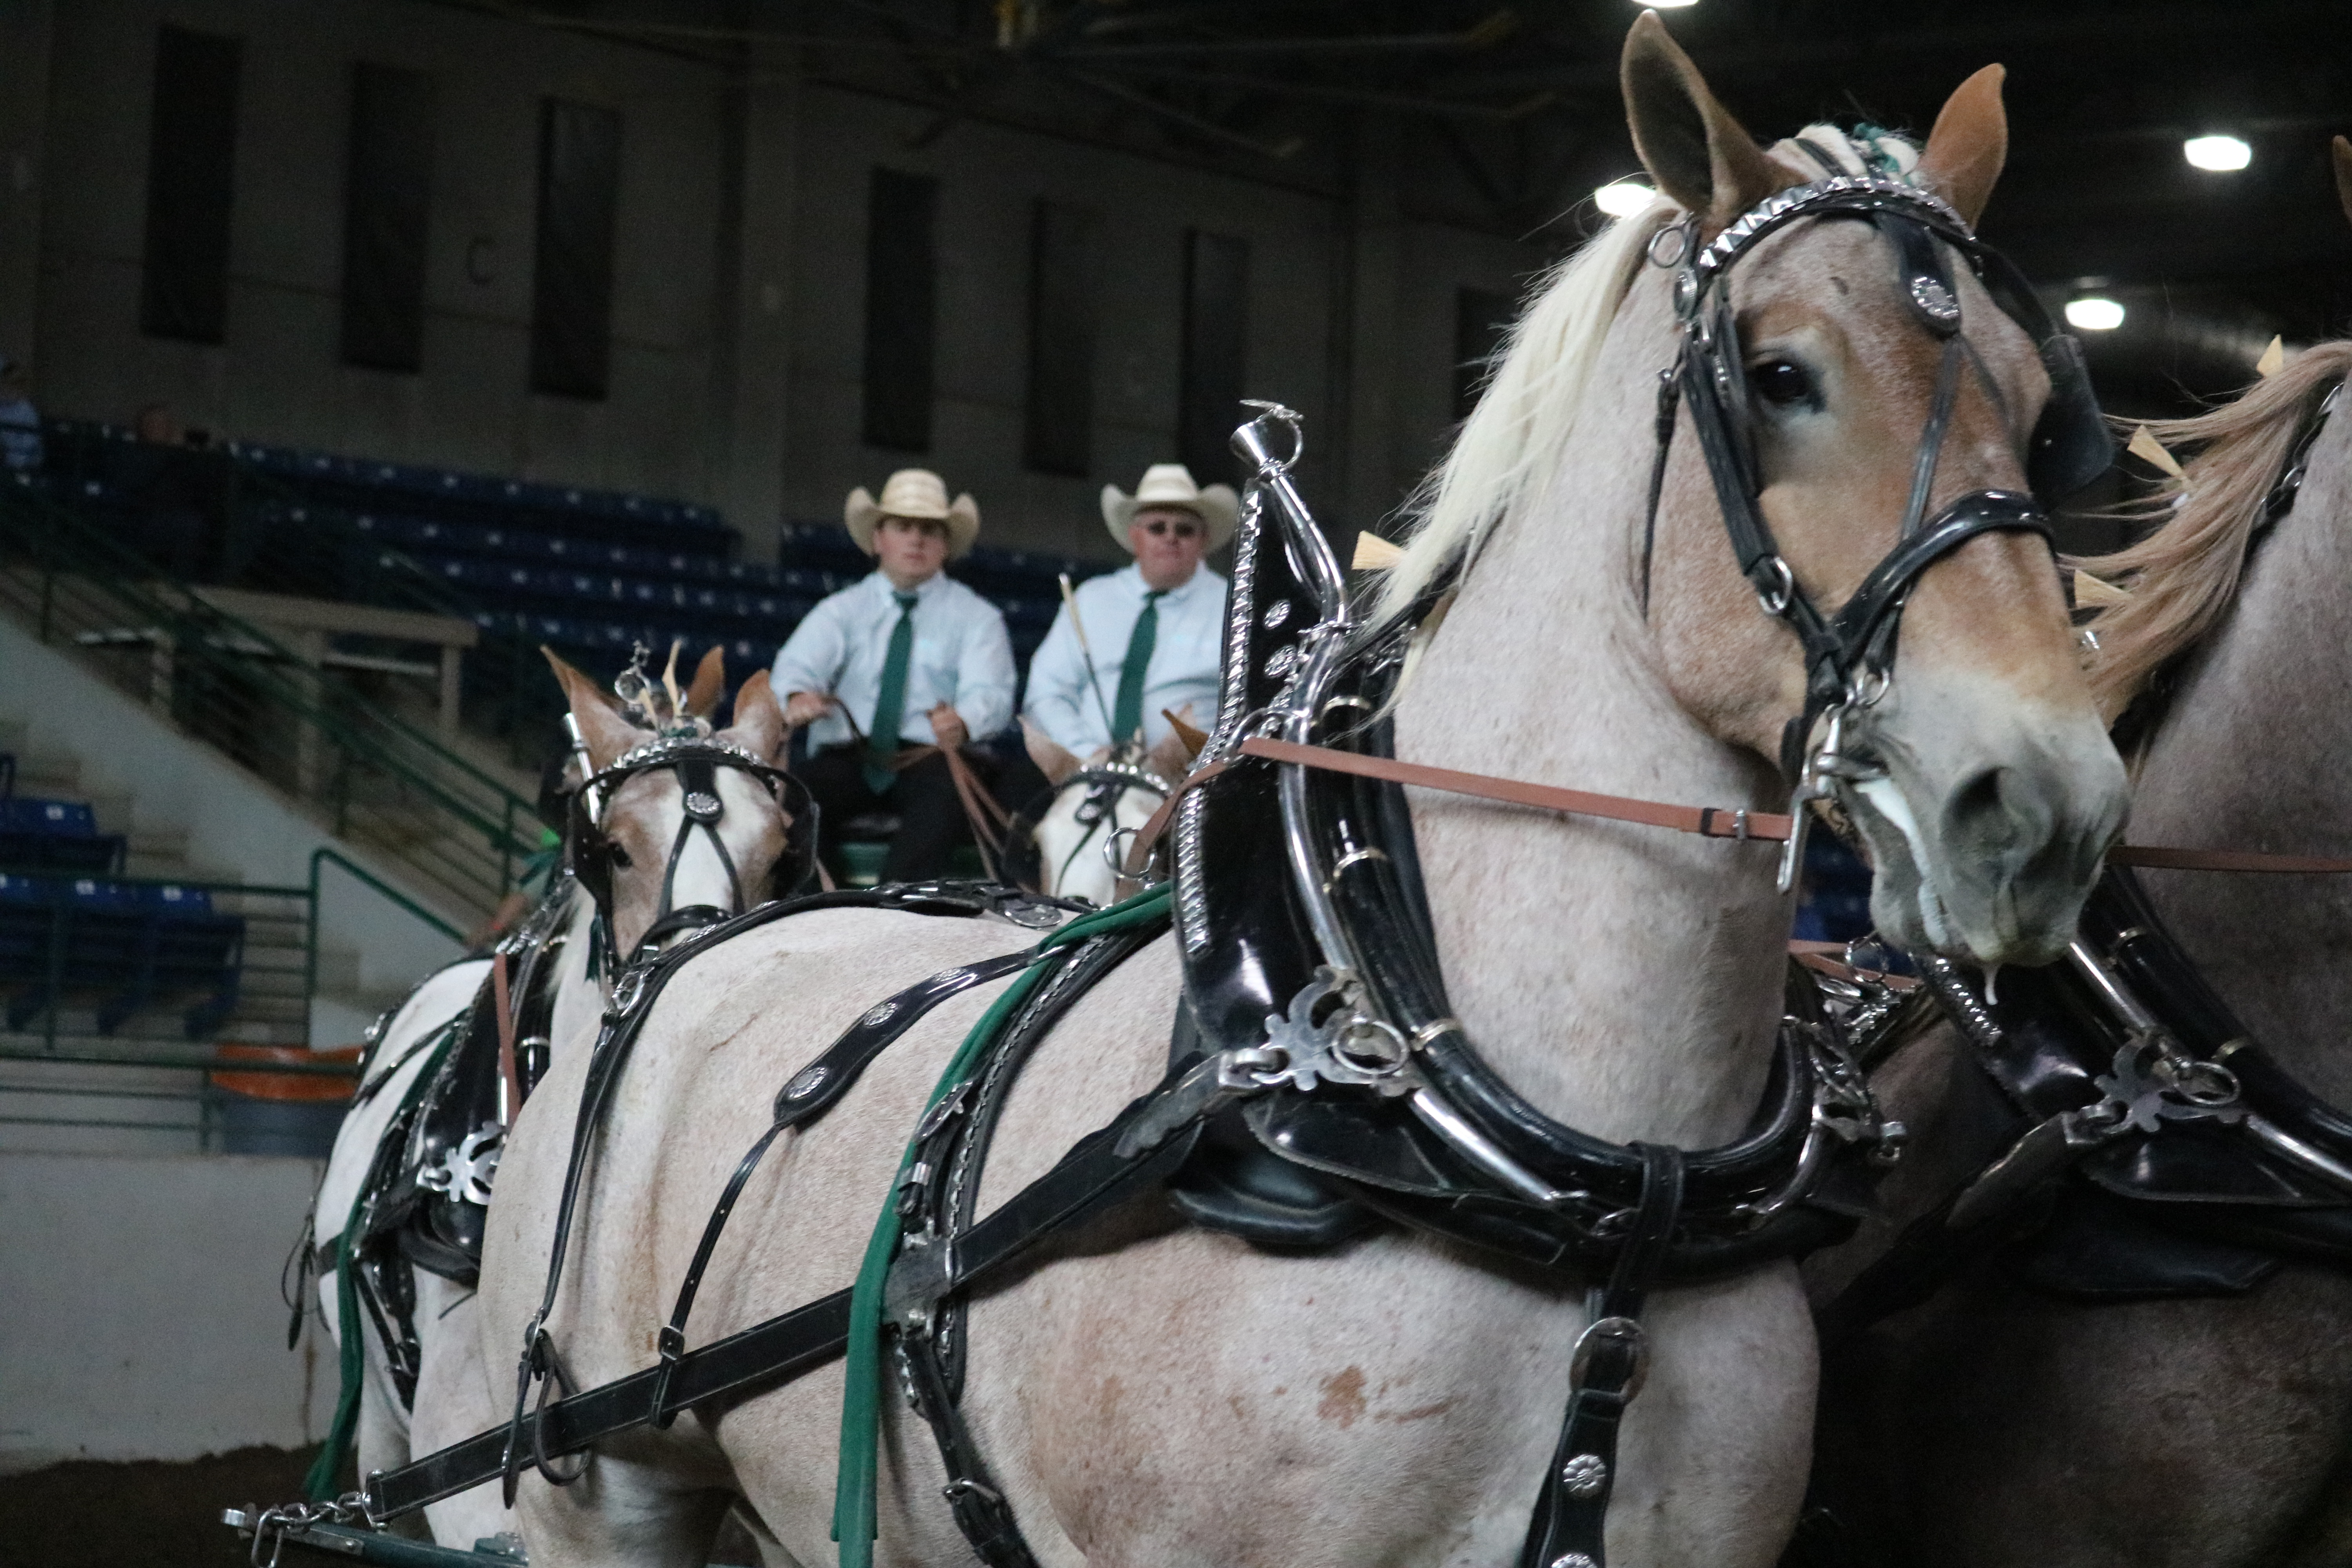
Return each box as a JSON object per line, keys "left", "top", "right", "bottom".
{"left": 1137, "top": 516, "right": 1203, "bottom": 540}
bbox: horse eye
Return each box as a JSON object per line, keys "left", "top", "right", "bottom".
{"left": 607, "top": 843, "right": 633, "bottom": 869}
{"left": 1749, "top": 358, "right": 1817, "bottom": 408}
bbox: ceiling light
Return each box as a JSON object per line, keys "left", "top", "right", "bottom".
{"left": 2065, "top": 297, "right": 2125, "bottom": 332}
{"left": 2183, "top": 134, "right": 2251, "bottom": 172}
{"left": 1646, "top": 0, "right": 1699, "bottom": 7}
{"left": 1593, "top": 180, "right": 1655, "bottom": 218}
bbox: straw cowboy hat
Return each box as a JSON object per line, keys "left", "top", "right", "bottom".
{"left": 1100, "top": 464, "right": 1238, "bottom": 554}
{"left": 844, "top": 468, "right": 980, "bottom": 558}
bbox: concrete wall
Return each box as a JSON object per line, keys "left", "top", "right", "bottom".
{"left": 33, "top": 0, "right": 734, "bottom": 504}
{"left": 0, "top": 1150, "right": 334, "bottom": 1471}
{"left": 0, "top": 615, "right": 465, "bottom": 1028}
{"left": 5, "top": 1, "right": 1550, "bottom": 562}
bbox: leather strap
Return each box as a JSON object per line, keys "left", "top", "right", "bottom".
{"left": 364, "top": 1075, "right": 1205, "bottom": 1522}
{"left": 1240, "top": 738, "right": 1795, "bottom": 842}
{"left": 1519, "top": 1143, "right": 1687, "bottom": 1568}
{"left": 2107, "top": 844, "right": 2352, "bottom": 874}
{"left": 645, "top": 948, "right": 1034, "bottom": 1428}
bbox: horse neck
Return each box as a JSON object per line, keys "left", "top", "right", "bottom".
{"left": 2133, "top": 405, "right": 2352, "bottom": 1100}
{"left": 1393, "top": 274, "right": 1793, "bottom": 1149}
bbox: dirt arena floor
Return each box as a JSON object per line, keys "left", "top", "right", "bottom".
{"left": 0, "top": 1443, "right": 322, "bottom": 1566}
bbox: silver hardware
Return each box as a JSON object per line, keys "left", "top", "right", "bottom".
{"left": 1242, "top": 969, "right": 1419, "bottom": 1096}
{"left": 1569, "top": 1315, "right": 1651, "bottom": 1401}
{"left": 1409, "top": 1086, "right": 1577, "bottom": 1207}
{"left": 1909, "top": 276, "right": 1960, "bottom": 323}
{"left": 1559, "top": 1453, "right": 1609, "bottom": 1498}
{"left": 1755, "top": 555, "right": 1797, "bottom": 617}
{"left": 1262, "top": 600, "right": 1292, "bottom": 630}
{"left": 606, "top": 965, "right": 650, "bottom": 1018}
{"left": 1647, "top": 220, "right": 1691, "bottom": 269}
{"left": 682, "top": 791, "right": 722, "bottom": 822}
{"left": 417, "top": 1124, "right": 504, "bottom": 1206}
{"left": 783, "top": 1065, "right": 828, "bottom": 1102}
{"left": 1550, "top": 1555, "right": 1599, "bottom": 1568}
{"left": 1325, "top": 846, "right": 1390, "bottom": 888}
{"left": 1775, "top": 703, "right": 1887, "bottom": 895}
{"left": 861, "top": 1000, "right": 898, "bottom": 1029}
{"left": 1264, "top": 644, "right": 1299, "bottom": 679}
{"left": 1408, "top": 1017, "right": 1463, "bottom": 1050}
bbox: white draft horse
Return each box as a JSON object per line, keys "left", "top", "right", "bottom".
{"left": 1017, "top": 717, "right": 1198, "bottom": 904}
{"left": 1799, "top": 147, "right": 2352, "bottom": 1568}
{"left": 307, "top": 649, "right": 791, "bottom": 1547}
{"left": 474, "top": 22, "right": 2128, "bottom": 1568}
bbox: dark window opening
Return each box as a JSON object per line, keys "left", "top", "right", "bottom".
{"left": 529, "top": 99, "right": 622, "bottom": 400}
{"left": 341, "top": 64, "right": 436, "bottom": 373}
{"left": 1024, "top": 200, "right": 1097, "bottom": 477}
{"left": 1178, "top": 230, "right": 1249, "bottom": 486}
{"left": 140, "top": 26, "right": 242, "bottom": 344}
{"left": 862, "top": 168, "right": 938, "bottom": 452}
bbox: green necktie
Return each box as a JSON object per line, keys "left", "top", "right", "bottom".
{"left": 1111, "top": 589, "right": 1167, "bottom": 746}
{"left": 864, "top": 590, "right": 919, "bottom": 793}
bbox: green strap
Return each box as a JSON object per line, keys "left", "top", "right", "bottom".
{"left": 305, "top": 1022, "right": 464, "bottom": 1501}
{"left": 832, "top": 884, "right": 1174, "bottom": 1566}
{"left": 304, "top": 1219, "right": 367, "bottom": 1499}
{"left": 1109, "top": 590, "right": 1166, "bottom": 745}
{"left": 864, "top": 592, "right": 920, "bottom": 793}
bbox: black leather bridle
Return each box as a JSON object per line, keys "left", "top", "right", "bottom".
{"left": 567, "top": 733, "right": 814, "bottom": 961}
{"left": 1646, "top": 175, "right": 2111, "bottom": 804}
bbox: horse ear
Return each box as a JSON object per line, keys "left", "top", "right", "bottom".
{"left": 1621, "top": 11, "right": 1782, "bottom": 235}
{"left": 1917, "top": 65, "right": 2009, "bottom": 229}
{"left": 1145, "top": 730, "right": 1194, "bottom": 788}
{"left": 722, "top": 670, "right": 785, "bottom": 761}
{"left": 542, "top": 646, "right": 640, "bottom": 773}
{"left": 1022, "top": 717, "right": 1082, "bottom": 789}
{"left": 685, "top": 646, "right": 726, "bottom": 718}
{"left": 2334, "top": 136, "right": 2352, "bottom": 233}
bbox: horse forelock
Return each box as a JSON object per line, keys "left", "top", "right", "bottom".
{"left": 2075, "top": 338, "right": 2352, "bottom": 722}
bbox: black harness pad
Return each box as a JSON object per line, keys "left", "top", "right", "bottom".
{"left": 1961, "top": 870, "right": 2352, "bottom": 1298}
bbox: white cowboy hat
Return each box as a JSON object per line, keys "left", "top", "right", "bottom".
{"left": 844, "top": 468, "right": 980, "bottom": 558}
{"left": 1100, "top": 464, "right": 1238, "bottom": 554}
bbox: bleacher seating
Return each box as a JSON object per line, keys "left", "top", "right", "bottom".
{"left": 0, "top": 754, "right": 126, "bottom": 874}
{"left": 35, "top": 417, "right": 1116, "bottom": 715}
{"left": 0, "top": 871, "right": 244, "bottom": 1038}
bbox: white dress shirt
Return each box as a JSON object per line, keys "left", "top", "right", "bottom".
{"left": 771, "top": 570, "right": 1016, "bottom": 748}
{"left": 1024, "top": 563, "right": 1227, "bottom": 755}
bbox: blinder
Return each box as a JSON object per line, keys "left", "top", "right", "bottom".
{"left": 1653, "top": 174, "right": 2109, "bottom": 827}
{"left": 568, "top": 734, "right": 814, "bottom": 958}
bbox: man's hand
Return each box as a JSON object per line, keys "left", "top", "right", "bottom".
{"left": 929, "top": 702, "right": 969, "bottom": 752}
{"left": 783, "top": 690, "right": 833, "bottom": 728}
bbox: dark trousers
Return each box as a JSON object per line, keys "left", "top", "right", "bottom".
{"left": 799, "top": 744, "right": 977, "bottom": 884}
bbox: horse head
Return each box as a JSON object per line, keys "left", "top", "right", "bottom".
{"left": 1622, "top": 18, "right": 2128, "bottom": 965}
{"left": 546, "top": 648, "right": 797, "bottom": 962}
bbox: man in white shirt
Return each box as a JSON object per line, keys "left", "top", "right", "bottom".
{"left": 773, "top": 469, "right": 1016, "bottom": 882}
{"left": 1023, "top": 463, "right": 1234, "bottom": 766}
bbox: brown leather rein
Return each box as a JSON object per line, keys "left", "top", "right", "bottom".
{"left": 1123, "top": 737, "right": 2352, "bottom": 879}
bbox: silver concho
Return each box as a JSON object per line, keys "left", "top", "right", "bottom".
{"left": 1909, "top": 276, "right": 1960, "bottom": 324}
{"left": 1264, "top": 643, "right": 1298, "bottom": 680}
{"left": 1558, "top": 1453, "right": 1608, "bottom": 1499}
{"left": 782, "top": 1065, "right": 828, "bottom": 1102}
{"left": 683, "top": 791, "right": 723, "bottom": 821}
{"left": 1549, "top": 1556, "right": 1598, "bottom": 1568}
{"left": 1261, "top": 600, "right": 1292, "bottom": 631}
{"left": 861, "top": 1000, "right": 899, "bottom": 1029}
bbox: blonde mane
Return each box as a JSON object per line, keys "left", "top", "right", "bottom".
{"left": 1369, "top": 124, "right": 1925, "bottom": 632}
{"left": 2075, "top": 338, "right": 2352, "bottom": 719}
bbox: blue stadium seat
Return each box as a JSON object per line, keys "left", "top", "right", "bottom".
{"left": 0, "top": 794, "right": 127, "bottom": 875}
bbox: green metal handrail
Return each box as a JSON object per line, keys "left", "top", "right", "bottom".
{"left": 0, "top": 476, "right": 541, "bottom": 916}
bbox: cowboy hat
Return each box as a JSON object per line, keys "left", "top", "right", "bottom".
{"left": 844, "top": 468, "right": 980, "bottom": 558}
{"left": 1100, "top": 463, "right": 1238, "bottom": 554}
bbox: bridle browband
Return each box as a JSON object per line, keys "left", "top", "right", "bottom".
{"left": 568, "top": 731, "right": 813, "bottom": 962}
{"left": 1648, "top": 175, "right": 2109, "bottom": 880}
